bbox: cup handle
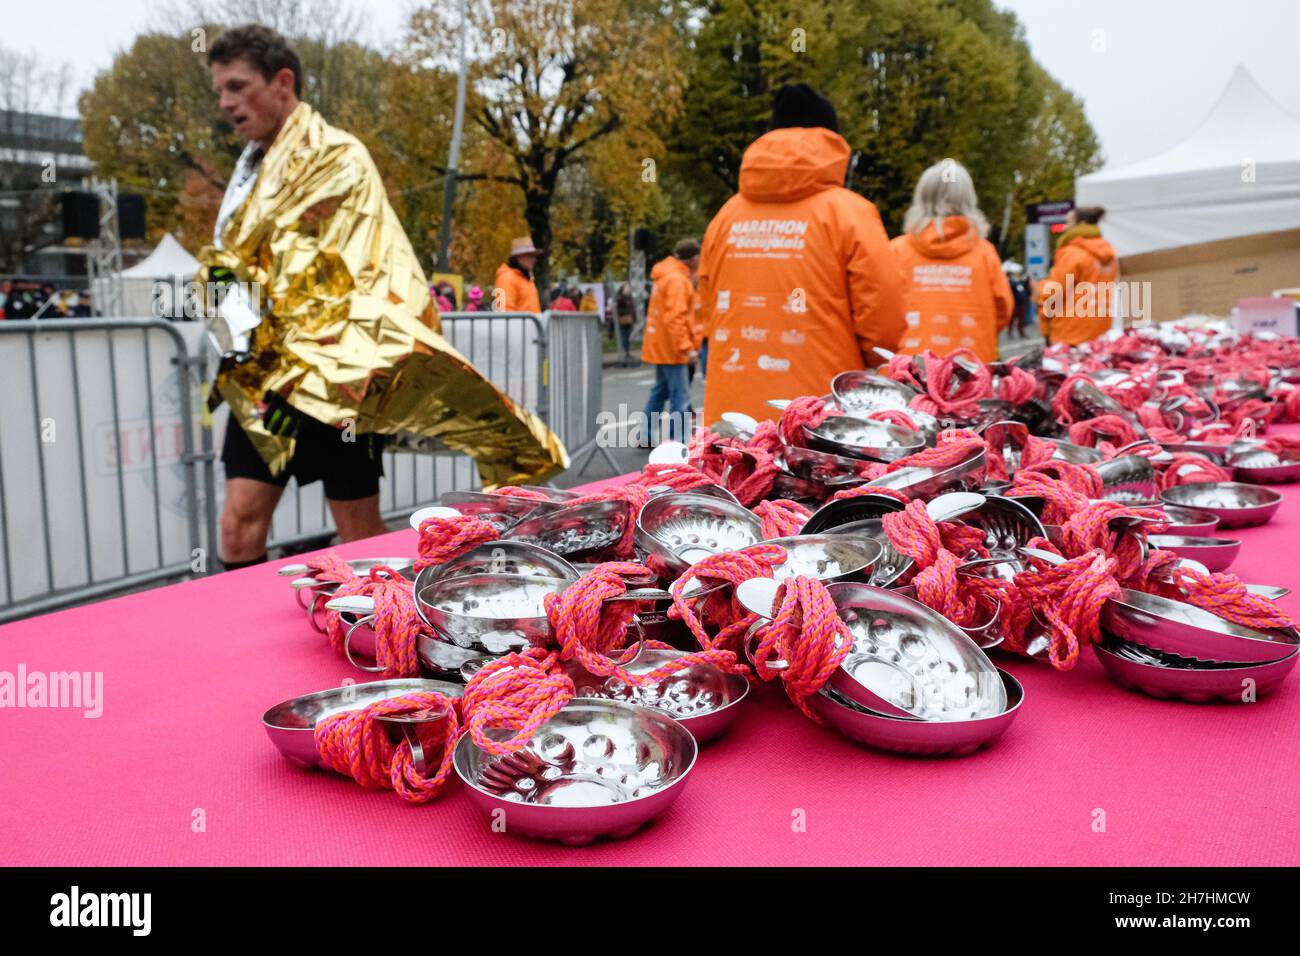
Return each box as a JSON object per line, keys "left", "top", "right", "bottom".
{"left": 376, "top": 708, "right": 450, "bottom": 778}
{"left": 1112, "top": 438, "right": 1158, "bottom": 455}
{"left": 961, "top": 597, "right": 1001, "bottom": 636}
{"left": 403, "top": 724, "right": 430, "bottom": 777}
{"left": 308, "top": 592, "right": 330, "bottom": 633}
{"left": 610, "top": 617, "right": 648, "bottom": 667}
{"left": 745, "top": 623, "right": 788, "bottom": 672}
{"left": 343, "top": 615, "right": 386, "bottom": 673}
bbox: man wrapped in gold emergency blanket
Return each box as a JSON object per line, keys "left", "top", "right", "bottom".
{"left": 201, "top": 102, "right": 568, "bottom": 489}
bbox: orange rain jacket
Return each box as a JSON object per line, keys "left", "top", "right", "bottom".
{"left": 889, "top": 217, "right": 1014, "bottom": 363}
{"left": 689, "top": 291, "right": 705, "bottom": 352}
{"left": 1037, "top": 227, "right": 1119, "bottom": 346}
{"left": 698, "top": 127, "right": 906, "bottom": 424}
{"left": 493, "top": 262, "right": 541, "bottom": 313}
{"left": 641, "top": 256, "right": 698, "bottom": 365}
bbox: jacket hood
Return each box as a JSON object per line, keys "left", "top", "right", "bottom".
{"left": 908, "top": 217, "right": 981, "bottom": 259}
{"left": 1057, "top": 223, "right": 1116, "bottom": 265}
{"left": 650, "top": 256, "right": 690, "bottom": 281}
{"left": 738, "top": 127, "right": 851, "bottom": 203}
{"left": 1070, "top": 235, "right": 1117, "bottom": 266}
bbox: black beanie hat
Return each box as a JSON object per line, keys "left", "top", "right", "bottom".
{"left": 769, "top": 83, "right": 839, "bottom": 133}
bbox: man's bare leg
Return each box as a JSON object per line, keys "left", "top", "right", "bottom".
{"left": 329, "top": 494, "right": 389, "bottom": 542}
{"left": 221, "top": 477, "right": 286, "bottom": 566}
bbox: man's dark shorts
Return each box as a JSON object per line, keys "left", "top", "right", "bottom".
{"left": 221, "top": 413, "right": 387, "bottom": 501}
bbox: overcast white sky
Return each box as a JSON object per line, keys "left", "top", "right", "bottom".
{"left": 4, "top": 0, "right": 1298, "bottom": 169}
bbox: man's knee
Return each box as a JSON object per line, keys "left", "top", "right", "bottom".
{"left": 222, "top": 495, "right": 272, "bottom": 532}
{"left": 220, "top": 509, "right": 269, "bottom": 554}
{"left": 329, "top": 495, "right": 386, "bottom": 542}
{"left": 220, "top": 485, "right": 278, "bottom": 556}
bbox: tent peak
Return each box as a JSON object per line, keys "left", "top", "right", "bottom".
{"left": 119, "top": 232, "right": 200, "bottom": 279}
{"left": 1211, "top": 64, "right": 1300, "bottom": 127}
{"left": 1081, "top": 65, "right": 1300, "bottom": 183}
{"left": 1075, "top": 63, "right": 1300, "bottom": 257}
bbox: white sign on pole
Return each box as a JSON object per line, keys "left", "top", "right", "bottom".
{"left": 1025, "top": 223, "right": 1051, "bottom": 281}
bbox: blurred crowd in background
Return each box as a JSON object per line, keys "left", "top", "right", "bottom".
{"left": 0, "top": 279, "right": 94, "bottom": 319}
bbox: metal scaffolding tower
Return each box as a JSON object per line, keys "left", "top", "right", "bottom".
{"left": 86, "top": 177, "right": 123, "bottom": 317}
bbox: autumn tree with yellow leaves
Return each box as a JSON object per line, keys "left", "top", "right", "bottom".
{"left": 402, "top": 0, "right": 686, "bottom": 298}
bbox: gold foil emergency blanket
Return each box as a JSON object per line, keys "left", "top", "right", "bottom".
{"left": 201, "top": 102, "right": 567, "bottom": 487}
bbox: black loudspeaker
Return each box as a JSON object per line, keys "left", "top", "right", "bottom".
{"left": 61, "top": 191, "right": 100, "bottom": 239}
{"left": 633, "top": 227, "right": 656, "bottom": 253}
{"left": 117, "top": 194, "right": 146, "bottom": 239}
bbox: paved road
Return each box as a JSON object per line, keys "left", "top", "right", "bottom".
{"left": 552, "top": 362, "right": 705, "bottom": 487}
{"left": 999, "top": 332, "right": 1046, "bottom": 360}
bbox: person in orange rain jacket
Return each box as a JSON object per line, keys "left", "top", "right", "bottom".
{"left": 492, "top": 235, "right": 542, "bottom": 312}
{"left": 698, "top": 84, "right": 905, "bottom": 425}
{"left": 1038, "top": 206, "right": 1119, "bottom": 346}
{"left": 640, "top": 238, "right": 701, "bottom": 445}
{"left": 890, "top": 159, "right": 1013, "bottom": 363}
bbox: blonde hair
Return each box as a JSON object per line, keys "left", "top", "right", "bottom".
{"left": 903, "top": 159, "right": 990, "bottom": 240}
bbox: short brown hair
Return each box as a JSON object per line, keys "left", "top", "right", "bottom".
{"left": 208, "top": 24, "right": 302, "bottom": 97}
{"left": 673, "top": 237, "right": 701, "bottom": 260}
{"left": 1074, "top": 206, "right": 1106, "bottom": 225}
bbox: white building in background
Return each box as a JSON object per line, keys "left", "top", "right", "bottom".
{"left": 0, "top": 109, "right": 94, "bottom": 278}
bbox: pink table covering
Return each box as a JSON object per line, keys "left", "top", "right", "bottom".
{"left": 3, "top": 467, "right": 1299, "bottom": 867}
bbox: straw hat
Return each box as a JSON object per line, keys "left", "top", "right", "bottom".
{"left": 510, "top": 236, "right": 539, "bottom": 256}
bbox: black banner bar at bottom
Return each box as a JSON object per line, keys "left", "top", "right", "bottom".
{"left": 0, "top": 867, "right": 1285, "bottom": 939}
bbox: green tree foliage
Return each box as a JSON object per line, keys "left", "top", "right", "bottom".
{"left": 403, "top": 0, "right": 687, "bottom": 298}
{"left": 79, "top": 31, "right": 237, "bottom": 252}
{"left": 672, "top": 0, "right": 1102, "bottom": 254}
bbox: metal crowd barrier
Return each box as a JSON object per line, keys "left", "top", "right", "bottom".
{"left": 0, "top": 309, "right": 605, "bottom": 621}
{"left": 0, "top": 319, "right": 210, "bottom": 622}
{"left": 544, "top": 311, "right": 620, "bottom": 475}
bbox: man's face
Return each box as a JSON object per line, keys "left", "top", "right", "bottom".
{"left": 210, "top": 58, "right": 296, "bottom": 145}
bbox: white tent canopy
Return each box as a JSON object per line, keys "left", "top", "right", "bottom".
{"left": 96, "top": 233, "right": 201, "bottom": 318}
{"left": 1076, "top": 66, "right": 1300, "bottom": 257}
{"left": 120, "top": 232, "right": 200, "bottom": 279}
